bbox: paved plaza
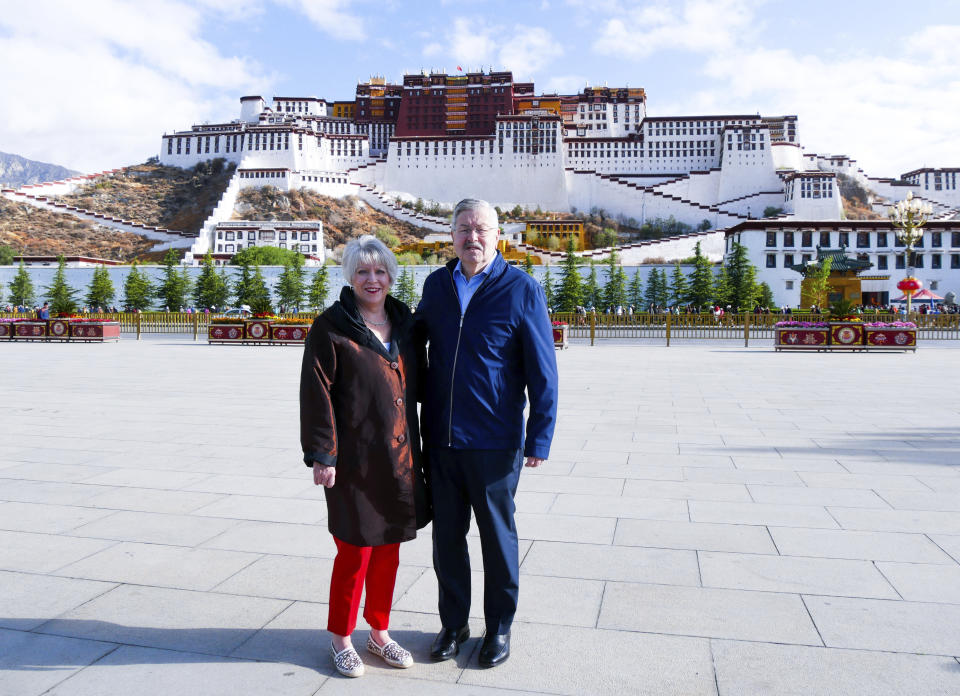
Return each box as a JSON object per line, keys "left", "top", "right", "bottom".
{"left": 1, "top": 336, "right": 960, "bottom": 695}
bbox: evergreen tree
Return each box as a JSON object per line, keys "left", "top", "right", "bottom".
{"left": 156, "top": 249, "right": 192, "bottom": 311}
{"left": 8, "top": 261, "right": 36, "bottom": 307}
{"left": 725, "top": 242, "right": 760, "bottom": 310}
{"left": 584, "top": 260, "right": 601, "bottom": 309}
{"left": 392, "top": 267, "right": 419, "bottom": 309}
{"left": 308, "top": 264, "right": 329, "bottom": 310}
{"left": 233, "top": 262, "right": 254, "bottom": 308}
{"left": 804, "top": 256, "right": 833, "bottom": 309}
{"left": 757, "top": 281, "right": 775, "bottom": 308}
{"left": 628, "top": 269, "right": 643, "bottom": 309}
{"left": 523, "top": 252, "right": 535, "bottom": 276}
{"left": 85, "top": 265, "right": 116, "bottom": 309}
{"left": 0, "top": 244, "right": 15, "bottom": 265}
{"left": 686, "top": 241, "right": 715, "bottom": 309}
{"left": 668, "top": 262, "right": 689, "bottom": 307}
{"left": 45, "top": 256, "right": 78, "bottom": 315}
{"left": 713, "top": 265, "right": 732, "bottom": 307}
{"left": 554, "top": 238, "right": 584, "bottom": 312}
{"left": 275, "top": 255, "right": 307, "bottom": 311}
{"left": 643, "top": 267, "right": 662, "bottom": 309}
{"left": 193, "top": 253, "right": 230, "bottom": 309}
{"left": 542, "top": 266, "right": 555, "bottom": 311}
{"left": 602, "top": 251, "right": 627, "bottom": 310}
{"left": 247, "top": 265, "right": 273, "bottom": 314}
{"left": 654, "top": 268, "right": 669, "bottom": 307}
{"left": 122, "top": 262, "right": 154, "bottom": 311}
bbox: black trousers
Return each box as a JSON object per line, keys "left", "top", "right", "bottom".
{"left": 429, "top": 447, "right": 523, "bottom": 635}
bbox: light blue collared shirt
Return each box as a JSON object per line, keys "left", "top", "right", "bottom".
{"left": 452, "top": 260, "right": 493, "bottom": 315}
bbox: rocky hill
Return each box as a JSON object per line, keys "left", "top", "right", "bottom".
{"left": 233, "top": 187, "right": 432, "bottom": 249}
{"left": 838, "top": 173, "right": 884, "bottom": 220}
{"left": 55, "top": 160, "right": 236, "bottom": 234}
{"left": 0, "top": 152, "right": 79, "bottom": 188}
{"left": 0, "top": 197, "right": 155, "bottom": 260}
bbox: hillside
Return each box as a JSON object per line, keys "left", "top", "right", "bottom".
{"left": 0, "top": 151, "right": 79, "bottom": 188}
{"left": 55, "top": 160, "right": 236, "bottom": 234}
{"left": 233, "top": 187, "right": 433, "bottom": 248}
{"left": 0, "top": 197, "right": 155, "bottom": 260}
{"left": 838, "top": 173, "right": 884, "bottom": 220}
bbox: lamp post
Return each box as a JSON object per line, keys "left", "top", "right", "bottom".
{"left": 888, "top": 192, "right": 932, "bottom": 317}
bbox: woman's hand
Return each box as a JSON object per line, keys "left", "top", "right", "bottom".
{"left": 314, "top": 465, "right": 336, "bottom": 488}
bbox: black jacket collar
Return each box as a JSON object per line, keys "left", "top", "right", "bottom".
{"left": 324, "top": 285, "right": 411, "bottom": 360}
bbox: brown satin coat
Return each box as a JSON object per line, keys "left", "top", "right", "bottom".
{"left": 300, "top": 290, "right": 429, "bottom": 547}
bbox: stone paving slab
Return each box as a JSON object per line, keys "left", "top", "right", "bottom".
{"left": 2, "top": 338, "right": 960, "bottom": 694}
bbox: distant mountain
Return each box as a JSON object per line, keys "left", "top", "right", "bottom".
{"left": 0, "top": 151, "right": 80, "bottom": 188}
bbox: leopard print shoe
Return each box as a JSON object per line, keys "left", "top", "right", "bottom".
{"left": 330, "top": 642, "right": 365, "bottom": 677}
{"left": 366, "top": 636, "right": 414, "bottom": 668}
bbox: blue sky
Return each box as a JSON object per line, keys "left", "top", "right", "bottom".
{"left": 1, "top": 0, "right": 958, "bottom": 177}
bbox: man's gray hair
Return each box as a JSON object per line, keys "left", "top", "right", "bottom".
{"left": 342, "top": 234, "right": 399, "bottom": 286}
{"left": 451, "top": 198, "right": 499, "bottom": 231}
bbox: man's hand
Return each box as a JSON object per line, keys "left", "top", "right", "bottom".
{"left": 313, "top": 465, "right": 336, "bottom": 487}
{"left": 524, "top": 457, "right": 545, "bottom": 468}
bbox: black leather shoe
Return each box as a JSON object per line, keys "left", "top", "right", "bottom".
{"left": 478, "top": 632, "right": 510, "bottom": 667}
{"left": 430, "top": 625, "right": 470, "bottom": 661}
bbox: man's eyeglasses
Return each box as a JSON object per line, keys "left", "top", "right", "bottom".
{"left": 455, "top": 226, "right": 497, "bottom": 236}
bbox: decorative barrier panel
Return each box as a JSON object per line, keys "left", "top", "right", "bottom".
{"left": 244, "top": 320, "right": 272, "bottom": 342}
{"left": 70, "top": 322, "right": 121, "bottom": 342}
{"left": 775, "top": 328, "right": 829, "bottom": 350}
{"left": 208, "top": 324, "right": 245, "bottom": 343}
{"left": 864, "top": 327, "right": 917, "bottom": 351}
{"left": 829, "top": 323, "right": 865, "bottom": 349}
{"left": 270, "top": 324, "right": 309, "bottom": 344}
{"left": 13, "top": 322, "right": 47, "bottom": 340}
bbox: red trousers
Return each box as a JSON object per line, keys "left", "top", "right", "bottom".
{"left": 327, "top": 536, "right": 400, "bottom": 636}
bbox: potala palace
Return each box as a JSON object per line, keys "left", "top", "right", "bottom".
{"left": 6, "top": 68, "right": 960, "bottom": 306}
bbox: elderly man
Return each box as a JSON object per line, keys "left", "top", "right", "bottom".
{"left": 415, "top": 198, "right": 558, "bottom": 668}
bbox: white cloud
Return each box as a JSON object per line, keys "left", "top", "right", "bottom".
{"left": 499, "top": 27, "right": 562, "bottom": 79}
{"left": 0, "top": 0, "right": 272, "bottom": 171}
{"left": 543, "top": 74, "right": 589, "bottom": 94}
{"left": 276, "top": 0, "right": 365, "bottom": 41}
{"left": 593, "top": 0, "right": 760, "bottom": 58}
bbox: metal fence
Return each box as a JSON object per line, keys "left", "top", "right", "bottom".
{"left": 3, "top": 311, "right": 959, "bottom": 344}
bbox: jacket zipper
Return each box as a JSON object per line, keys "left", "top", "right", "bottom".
{"left": 444, "top": 264, "right": 496, "bottom": 447}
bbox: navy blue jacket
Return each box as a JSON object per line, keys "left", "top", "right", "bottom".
{"left": 415, "top": 253, "right": 558, "bottom": 459}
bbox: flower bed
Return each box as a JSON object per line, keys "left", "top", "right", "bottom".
{"left": 863, "top": 322, "right": 917, "bottom": 351}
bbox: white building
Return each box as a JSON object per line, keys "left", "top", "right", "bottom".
{"left": 725, "top": 219, "right": 960, "bottom": 307}
{"left": 211, "top": 221, "right": 324, "bottom": 266}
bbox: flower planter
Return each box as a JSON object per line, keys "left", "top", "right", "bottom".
{"left": 0, "top": 322, "right": 13, "bottom": 339}
{"left": 775, "top": 327, "right": 829, "bottom": 350}
{"left": 70, "top": 321, "right": 121, "bottom": 342}
{"left": 208, "top": 323, "right": 245, "bottom": 343}
{"left": 244, "top": 319, "right": 273, "bottom": 343}
{"left": 864, "top": 327, "right": 917, "bottom": 351}
{"left": 552, "top": 324, "right": 569, "bottom": 350}
{"left": 47, "top": 318, "right": 73, "bottom": 341}
{"left": 270, "top": 324, "right": 309, "bottom": 344}
{"left": 12, "top": 321, "right": 47, "bottom": 340}
{"left": 829, "top": 322, "right": 865, "bottom": 350}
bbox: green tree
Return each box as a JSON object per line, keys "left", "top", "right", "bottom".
{"left": 232, "top": 246, "right": 304, "bottom": 266}
{"left": 373, "top": 225, "right": 400, "bottom": 248}
{"left": 233, "top": 262, "right": 256, "bottom": 308}
{"left": 45, "top": 255, "right": 78, "bottom": 315}
{"left": 122, "top": 262, "right": 153, "bottom": 311}
{"left": 628, "top": 269, "right": 643, "bottom": 309}
{"left": 193, "top": 253, "right": 230, "bottom": 309}
{"left": 757, "top": 281, "right": 775, "bottom": 308}
{"left": 644, "top": 267, "right": 661, "bottom": 309}
{"left": 156, "top": 249, "right": 192, "bottom": 311}
{"left": 725, "top": 242, "right": 760, "bottom": 310}
{"left": 8, "top": 261, "right": 35, "bottom": 307}
{"left": 523, "top": 252, "right": 535, "bottom": 276}
{"left": 247, "top": 266, "right": 273, "bottom": 314}
{"left": 554, "top": 238, "right": 584, "bottom": 312}
{"left": 654, "top": 268, "right": 669, "bottom": 306}
{"left": 542, "top": 266, "right": 554, "bottom": 311}
{"left": 392, "top": 267, "right": 419, "bottom": 308}
{"left": 713, "top": 265, "right": 731, "bottom": 307}
{"left": 308, "top": 264, "right": 329, "bottom": 310}
{"left": 584, "top": 260, "right": 601, "bottom": 309}
{"left": 275, "top": 255, "right": 307, "bottom": 311}
{"left": 0, "top": 244, "right": 15, "bottom": 265}
{"left": 85, "top": 265, "right": 115, "bottom": 309}
{"left": 602, "top": 251, "right": 627, "bottom": 310}
{"left": 668, "top": 263, "right": 689, "bottom": 307}
{"left": 804, "top": 256, "right": 833, "bottom": 309}
{"left": 686, "top": 241, "right": 715, "bottom": 309}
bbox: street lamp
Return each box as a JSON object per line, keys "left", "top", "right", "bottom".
{"left": 888, "top": 192, "right": 933, "bottom": 316}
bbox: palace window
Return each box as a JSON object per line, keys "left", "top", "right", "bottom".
{"left": 801, "top": 231, "right": 812, "bottom": 247}
{"left": 783, "top": 231, "right": 794, "bottom": 247}
{"left": 877, "top": 255, "right": 888, "bottom": 270}
{"left": 766, "top": 254, "right": 776, "bottom": 268}
{"left": 932, "top": 254, "right": 942, "bottom": 269}
{"left": 857, "top": 232, "right": 870, "bottom": 248}
{"left": 932, "top": 232, "right": 942, "bottom": 247}
{"left": 896, "top": 255, "right": 905, "bottom": 269}
{"left": 784, "top": 254, "right": 794, "bottom": 267}
{"left": 820, "top": 232, "right": 830, "bottom": 246}
{"left": 877, "top": 232, "right": 888, "bottom": 247}
{"left": 839, "top": 232, "right": 850, "bottom": 247}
